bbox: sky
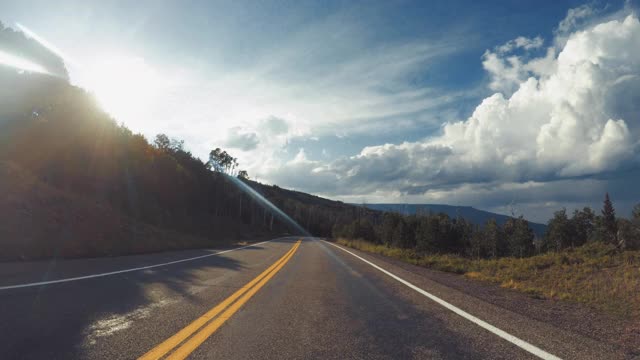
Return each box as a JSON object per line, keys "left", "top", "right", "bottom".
{"left": 1, "top": 0, "right": 639, "bottom": 222}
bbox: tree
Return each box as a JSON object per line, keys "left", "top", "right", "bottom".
{"left": 237, "top": 170, "right": 249, "bottom": 179}
{"left": 415, "top": 215, "right": 438, "bottom": 252}
{"left": 170, "top": 138, "right": 184, "bottom": 152}
{"left": 377, "top": 212, "right": 401, "bottom": 246}
{"left": 154, "top": 134, "right": 171, "bottom": 151}
{"left": 601, "top": 193, "right": 618, "bottom": 244}
{"left": 617, "top": 218, "right": 640, "bottom": 250}
{"left": 484, "top": 218, "right": 506, "bottom": 258}
{"left": 570, "top": 207, "right": 595, "bottom": 246}
{"left": 451, "top": 217, "right": 473, "bottom": 255}
{"left": 353, "top": 218, "right": 376, "bottom": 242}
{"left": 208, "top": 148, "right": 236, "bottom": 173}
{"left": 468, "top": 226, "right": 485, "bottom": 259}
{"left": 392, "top": 216, "right": 415, "bottom": 249}
{"left": 545, "top": 209, "right": 574, "bottom": 251}
{"left": 504, "top": 216, "right": 534, "bottom": 257}
{"left": 154, "top": 134, "right": 184, "bottom": 153}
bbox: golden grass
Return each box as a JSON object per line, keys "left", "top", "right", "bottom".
{"left": 336, "top": 238, "right": 640, "bottom": 318}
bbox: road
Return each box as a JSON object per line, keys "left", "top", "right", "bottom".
{"left": 0, "top": 237, "right": 624, "bottom": 359}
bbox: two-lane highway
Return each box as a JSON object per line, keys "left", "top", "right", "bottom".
{"left": 0, "top": 238, "right": 624, "bottom": 359}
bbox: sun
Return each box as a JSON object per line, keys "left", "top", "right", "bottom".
{"left": 76, "top": 56, "right": 163, "bottom": 125}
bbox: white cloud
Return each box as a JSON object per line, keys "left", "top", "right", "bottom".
{"left": 259, "top": 116, "right": 289, "bottom": 135}
{"left": 267, "top": 11, "right": 640, "bottom": 221}
{"left": 224, "top": 127, "right": 260, "bottom": 151}
{"left": 482, "top": 36, "right": 554, "bottom": 94}
{"left": 360, "top": 13, "right": 640, "bottom": 183}
{"left": 497, "top": 36, "right": 544, "bottom": 54}
{"left": 556, "top": 4, "right": 595, "bottom": 35}
{"left": 90, "top": 28, "right": 469, "bottom": 181}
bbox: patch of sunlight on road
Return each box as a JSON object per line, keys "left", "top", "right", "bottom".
{"left": 84, "top": 298, "right": 177, "bottom": 346}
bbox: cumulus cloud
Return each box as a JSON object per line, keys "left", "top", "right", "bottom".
{"left": 259, "top": 116, "right": 289, "bottom": 135}
{"left": 364, "top": 14, "right": 640, "bottom": 182}
{"left": 556, "top": 4, "right": 596, "bottom": 35}
{"left": 224, "top": 127, "right": 260, "bottom": 151}
{"left": 267, "top": 10, "right": 640, "bottom": 221}
{"left": 482, "top": 35, "right": 555, "bottom": 94}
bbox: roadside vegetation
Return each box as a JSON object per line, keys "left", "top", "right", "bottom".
{"left": 335, "top": 198, "right": 640, "bottom": 318}
{"left": 337, "top": 238, "right": 640, "bottom": 318}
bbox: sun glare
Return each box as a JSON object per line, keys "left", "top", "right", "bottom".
{"left": 75, "top": 56, "right": 163, "bottom": 125}
{"left": 0, "top": 49, "right": 48, "bottom": 74}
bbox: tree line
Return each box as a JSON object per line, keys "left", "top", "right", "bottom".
{"left": 2, "top": 49, "right": 638, "bottom": 259}
{"left": 0, "top": 71, "right": 306, "bottom": 244}
{"left": 332, "top": 194, "right": 640, "bottom": 259}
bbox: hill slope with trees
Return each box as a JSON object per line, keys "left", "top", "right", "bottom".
{"left": 0, "top": 23, "right": 382, "bottom": 260}
{"left": 361, "top": 203, "right": 547, "bottom": 236}
{"left": 1, "top": 22, "right": 638, "bottom": 263}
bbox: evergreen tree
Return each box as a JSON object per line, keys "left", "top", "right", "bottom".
{"left": 601, "top": 193, "right": 618, "bottom": 244}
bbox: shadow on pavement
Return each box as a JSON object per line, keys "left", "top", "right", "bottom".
{"left": 0, "top": 237, "right": 298, "bottom": 359}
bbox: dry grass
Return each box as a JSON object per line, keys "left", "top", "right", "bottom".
{"left": 336, "top": 238, "right": 640, "bottom": 319}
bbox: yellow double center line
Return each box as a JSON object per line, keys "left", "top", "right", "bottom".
{"left": 139, "top": 240, "right": 302, "bottom": 360}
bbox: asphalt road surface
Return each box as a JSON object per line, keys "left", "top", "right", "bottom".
{"left": 0, "top": 237, "right": 624, "bottom": 359}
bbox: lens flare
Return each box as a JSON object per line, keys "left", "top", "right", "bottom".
{"left": 0, "top": 49, "right": 48, "bottom": 74}
{"left": 15, "top": 23, "right": 75, "bottom": 66}
{"left": 225, "top": 175, "right": 310, "bottom": 236}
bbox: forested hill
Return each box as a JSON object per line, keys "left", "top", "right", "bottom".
{"left": 0, "top": 23, "right": 382, "bottom": 260}
{"left": 361, "top": 204, "right": 547, "bottom": 236}
{"left": 0, "top": 21, "right": 559, "bottom": 262}
{"left": 0, "top": 68, "right": 357, "bottom": 259}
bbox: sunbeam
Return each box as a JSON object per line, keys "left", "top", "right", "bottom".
{"left": 15, "top": 23, "right": 76, "bottom": 66}
{"left": 0, "top": 49, "right": 49, "bottom": 74}
{"left": 225, "top": 174, "right": 310, "bottom": 237}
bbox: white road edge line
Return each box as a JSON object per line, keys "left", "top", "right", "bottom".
{"left": 323, "top": 240, "right": 562, "bottom": 360}
{"left": 0, "top": 240, "right": 276, "bottom": 291}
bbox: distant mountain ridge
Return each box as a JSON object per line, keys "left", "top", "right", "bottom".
{"left": 359, "top": 203, "right": 547, "bottom": 237}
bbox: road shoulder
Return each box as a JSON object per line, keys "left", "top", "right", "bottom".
{"left": 326, "top": 241, "right": 635, "bottom": 360}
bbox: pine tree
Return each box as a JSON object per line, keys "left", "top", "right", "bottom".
{"left": 601, "top": 193, "right": 618, "bottom": 244}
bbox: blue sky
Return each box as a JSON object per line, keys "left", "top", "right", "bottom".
{"left": 1, "top": 0, "right": 640, "bottom": 222}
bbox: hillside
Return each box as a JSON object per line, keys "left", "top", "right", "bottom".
{"left": 361, "top": 203, "right": 547, "bottom": 236}
{"left": 0, "top": 161, "right": 267, "bottom": 260}
{"left": 0, "top": 65, "right": 550, "bottom": 261}
{"left": 0, "top": 26, "right": 379, "bottom": 260}
{"left": 245, "top": 180, "right": 382, "bottom": 236}
{"left": 2, "top": 21, "right": 634, "bottom": 264}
